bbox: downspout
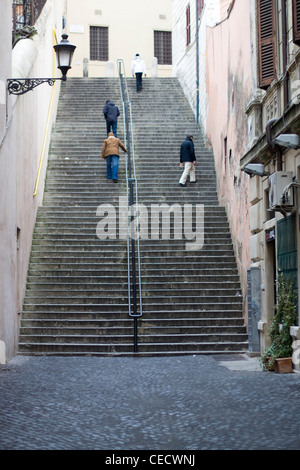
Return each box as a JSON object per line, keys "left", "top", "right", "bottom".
{"left": 196, "top": 0, "right": 199, "bottom": 123}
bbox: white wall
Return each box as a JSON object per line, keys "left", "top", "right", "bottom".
{"left": 172, "top": 0, "right": 220, "bottom": 132}
{"left": 0, "top": 0, "right": 64, "bottom": 362}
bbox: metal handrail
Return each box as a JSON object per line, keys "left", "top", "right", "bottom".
{"left": 117, "top": 59, "right": 143, "bottom": 351}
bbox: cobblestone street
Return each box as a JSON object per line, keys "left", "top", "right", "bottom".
{"left": 0, "top": 354, "right": 300, "bottom": 451}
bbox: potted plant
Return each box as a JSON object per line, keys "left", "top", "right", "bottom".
{"left": 260, "top": 273, "right": 297, "bottom": 373}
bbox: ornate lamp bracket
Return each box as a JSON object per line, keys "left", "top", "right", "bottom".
{"left": 7, "top": 78, "right": 59, "bottom": 96}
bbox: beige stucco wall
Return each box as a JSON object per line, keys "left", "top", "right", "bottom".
{"left": 250, "top": 152, "right": 300, "bottom": 354}
{"left": 205, "top": 0, "right": 252, "bottom": 318}
{"left": 0, "top": 0, "right": 63, "bottom": 362}
{"left": 65, "top": 0, "right": 172, "bottom": 78}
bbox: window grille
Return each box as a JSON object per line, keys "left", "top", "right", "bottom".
{"left": 154, "top": 31, "right": 172, "bottom": 65}
{"left": 12, "top": 0, "right": 47, "bottom": 45}
{"left": 90, "top": 26, "right": 109, "bottom": 61}
{"left": 186, "top": 4, "right": 191, "bottom": 46}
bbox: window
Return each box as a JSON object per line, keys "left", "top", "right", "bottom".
{"left": 154, "top": 31, "right": 172, "bottom": 65}
{"left": 90, "top": 26, "right": 109, "bottom": 61}
{"left": 293, "top": 0, "right": 300, "bottom": 46}
{"left": 257, "top": 0, "right": 276, "bottom": 89}
{"left": 198, "top": 0, "right": 205, "bottom": 17}
{"left": 186, "top": 4, "right": 191, "bottom": 46}
{"left": 12, "top": 0, "right": 47, "bottom": 45}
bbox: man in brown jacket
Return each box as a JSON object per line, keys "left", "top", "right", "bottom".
{"left": 101, "top": 132, "right": 127, "bottom": 182}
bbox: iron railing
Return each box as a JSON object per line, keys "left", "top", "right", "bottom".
{"left": 12, "top": 0, "right": 47, "bottom": 45}
{"left": 117, "top": 59, "right": 143, "bottom": 353}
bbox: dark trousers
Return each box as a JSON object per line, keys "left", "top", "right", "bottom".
{"left": 106, "top": 120, "right": 117, "bottom": 137}
{"left": 135, "top": 73, "right": 143, "bottom": 92}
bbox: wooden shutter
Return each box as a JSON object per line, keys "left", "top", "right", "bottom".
{"left": 257, "top": 0, "right": 276, "bottom": 89}
{"left": 198, "top": 0, "right": 204, "bottom": 18}
{"left": 293, "top": 0, "right": 300, "bottom": 45}
{"left": 186, "top": 4, "right": 191, "bottom": 46}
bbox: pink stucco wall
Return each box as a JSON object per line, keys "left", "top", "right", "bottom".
{"left": 206, "top": 0, "right": 251, "bottom": 318}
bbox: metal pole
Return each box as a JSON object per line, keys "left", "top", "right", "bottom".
{"left": 118, "top": 60, "right": 141, "bottom": 353}
{"left": 125, "top": 102, "right": 138, "bottom": 352}
{"left": 196, "top": 0, "right": 199, "bottom": 124}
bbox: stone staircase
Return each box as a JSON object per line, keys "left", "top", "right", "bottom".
{"left": 18, "top": 76, "right": 248, "bottom": 356}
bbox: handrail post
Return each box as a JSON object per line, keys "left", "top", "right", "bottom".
{"left": 117, "top": 59, "right": 142, "bottom": 353}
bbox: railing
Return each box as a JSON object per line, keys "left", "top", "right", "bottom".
{"left": 117, "top": 59, "right": 143, "bottom": 353}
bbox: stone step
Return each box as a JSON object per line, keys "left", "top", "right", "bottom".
{"left": 25, "top": 273, "right": 240, "bottom": 284}
{"left": 20, "top": 308, "right": 244, "bottom": 319}
{"left": 24, "top": 284, "right": 241, "bottom": 295}
{"left": 19, "top": 331, "right": 247, "bottom": 346}
{"left": 19, "top": 317, "right": 245, "bottom": 328}
{"left": 22, "top": 300, "right": 242, "bottom": 313}
{"left": 18, "top": 340, "right": 248, "bottom": 355}
{"left": 18, "top": 76, "right": 247, "bottom": 356}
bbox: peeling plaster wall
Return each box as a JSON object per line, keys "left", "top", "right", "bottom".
{"left": 206, "top": 0, "right": 251, "bottom": 315}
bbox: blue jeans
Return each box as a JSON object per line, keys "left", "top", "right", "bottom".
{"left": 106, "top": 155, "right": 119, "bottom": 180}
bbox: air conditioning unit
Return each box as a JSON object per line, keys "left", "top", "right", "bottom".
{"left": 269, "top": 171, "right": 294, "bottom": 210}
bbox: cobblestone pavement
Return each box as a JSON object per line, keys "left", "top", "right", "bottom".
{"left": 0, "top": 354, "right": 300, "bottom": 451}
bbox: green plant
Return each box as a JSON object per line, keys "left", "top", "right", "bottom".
{"left": 13, "top": 26, "right": 37, "bottom": 47}
{"left": 260, "top": 273, "right": 297, "bottom": 370}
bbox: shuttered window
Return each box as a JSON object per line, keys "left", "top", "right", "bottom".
{"left": 186, "top": 4, "right": 191, "bottom": 46}
{"left": 293, "top": 0, "right": 300, "bottom": 45}
{"left": 198, "top": 0, "right": 204, "bottom": 18}
{"left": 257, "top": 0, "right": 276, "bottom": 89}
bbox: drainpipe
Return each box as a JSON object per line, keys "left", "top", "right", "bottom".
{"left": 196, "top": 0, "right": 199, "bottom": 123}
{"left": 266, "top": 118, "right": 283, "bottom": 171}
{"left": 281, "top": 0, "right": 288, "bottom": 109}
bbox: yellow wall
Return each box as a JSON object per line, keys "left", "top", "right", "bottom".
{"left": 65, "top": 0, "right": 172, "bottom": 77}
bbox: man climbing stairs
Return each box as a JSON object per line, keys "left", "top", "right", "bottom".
{"left": 18, "top": 76, "right": 248, "bottom": 356}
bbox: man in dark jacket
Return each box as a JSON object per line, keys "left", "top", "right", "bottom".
{"left": 179, "top": 135, "right": 196, "bottom": 186}
{"left": 103, "top": 100, "right": 120, "bottom": 137}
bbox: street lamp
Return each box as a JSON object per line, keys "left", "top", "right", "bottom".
{"left": 7, "top": 34, "right": 76, "bottom": 95}
{"left": 53, "top": 33, "right": 76, "bottom": 80}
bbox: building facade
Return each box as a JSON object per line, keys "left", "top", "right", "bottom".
{"left": 64, "top": 0, "right": 173, "bottom": 78}
{"left": 172, "top": 0, "right": 252, "bottom": 327}
{"left": 0, "top": 0, "right": 64, "bottom": 362}
{"left": 172, "top": 0, "right": 220, "bottom": 131}
{"left": 172, "top": 0, "right": 300, "bottom": 361}
{"left": 241, "top": 0, "right": 300, "bottom": 358}
{"left": 2, "top": 0, "right": 300, "bottom": 364}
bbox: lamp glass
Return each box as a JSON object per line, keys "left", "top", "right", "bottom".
{"left": 57, "top": 49, "right": 72, "bottom": 68}
{"left": 54, "top": 34, "right": 76, "bottom": 76}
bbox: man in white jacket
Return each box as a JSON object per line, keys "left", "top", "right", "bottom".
{"left": 131, "top": 54, "right": 147, "bottom": 92}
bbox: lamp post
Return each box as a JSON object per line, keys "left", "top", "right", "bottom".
{"left": 7, "top": 34, "right": 76, "bottom": 95}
